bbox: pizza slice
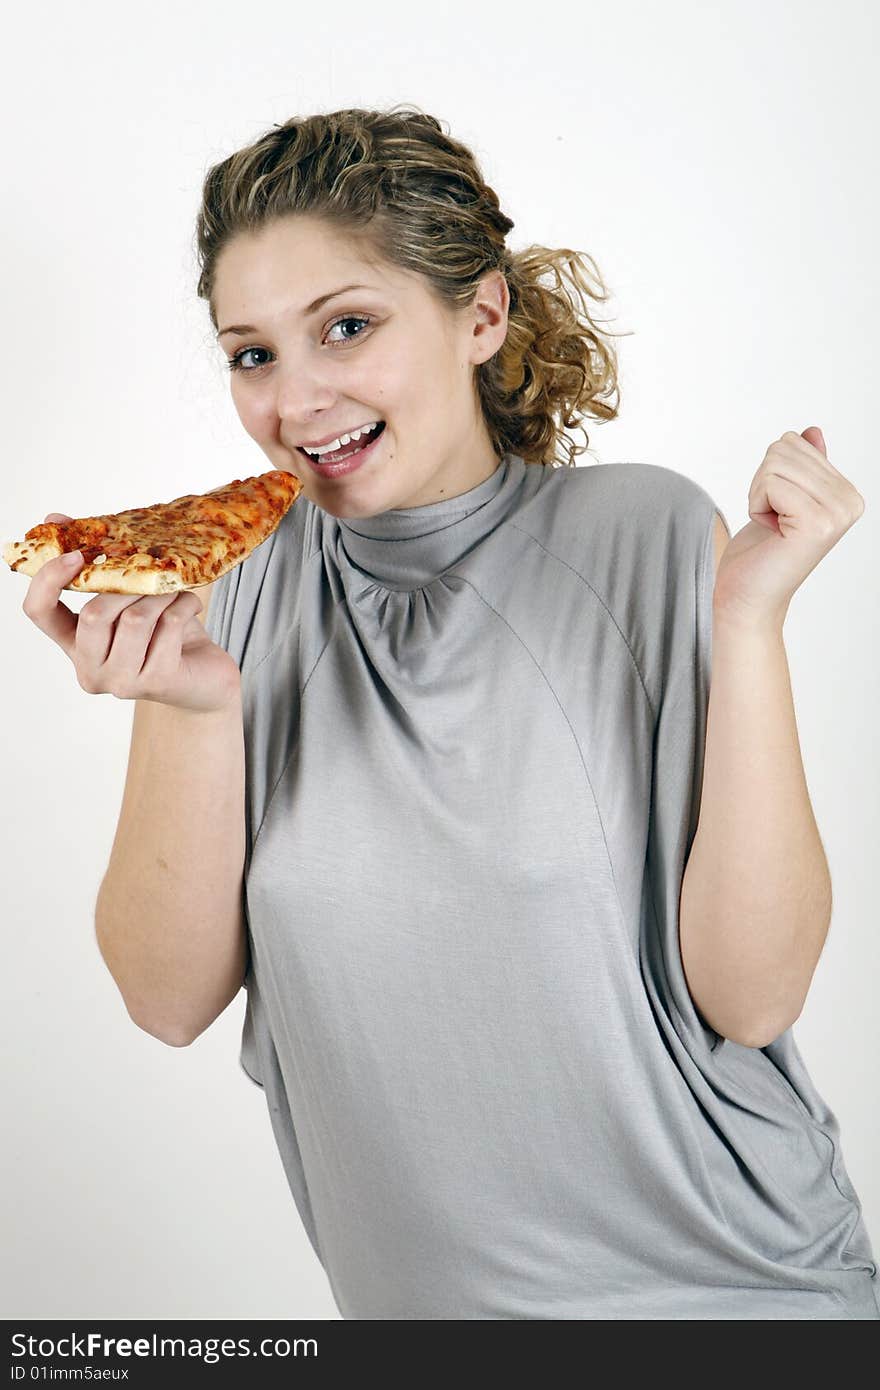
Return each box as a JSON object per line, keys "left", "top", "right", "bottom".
{"left": 2, "top": 469, "right": 303, "bottom": 595}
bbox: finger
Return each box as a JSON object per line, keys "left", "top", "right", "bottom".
{"left": 21, "top": 552, "right": 88, "bottom": 656}
{"left": 43, "top": 513, "right": 74, "bottom": 524}
{"left": 775, "top": 435, "right": 846, "bottom": 481}
{"left": 78, "top": 592, "right": 182, "bottom": 674}
{"left": 761, "top": 451, "right": 838, "bottom": 507}
{"left": 97, "top": 591, "right": 202, "bottom": 687}
{"left": 749, "top": 473, "right": 826, "bottom": 532}
{"left": 137, "top": 596, "right": 205, "bottom": 691}
{"left": 23, "top": 562, "right": 152, "bottom": 664}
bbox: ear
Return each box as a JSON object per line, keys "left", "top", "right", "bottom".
{"left": 470, "top": 269, "right": 510, "bottom": 362}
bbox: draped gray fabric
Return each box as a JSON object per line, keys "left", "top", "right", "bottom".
{"left": 204, "top": 452, "right": 878, "bottom": 1319}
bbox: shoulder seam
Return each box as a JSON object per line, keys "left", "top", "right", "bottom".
{"left": 505, "top": 519, "right": 656, "bottom": 722}
{"left": 239, "top": 524, "right": 323, "bottom": 678}
{"left": 248, "top": 600, "right": 340, "bottom": 862}
{"left": 448, "top": 569, "right": 630, "bottom": 933}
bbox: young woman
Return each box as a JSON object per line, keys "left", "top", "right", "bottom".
{"left": 30, "top": 105, "right": 877, "bottom": 1319}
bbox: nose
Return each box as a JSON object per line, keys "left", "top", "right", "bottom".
{"left": 273, "top": 358, "right": 342, "bottom": 443}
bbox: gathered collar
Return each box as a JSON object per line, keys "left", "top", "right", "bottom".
{"left": 330, "top": 453, "right": 532, "bottom": 590}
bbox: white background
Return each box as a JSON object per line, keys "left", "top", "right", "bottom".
{"left": 2, "top": 0, "right": 877, "bottom": 1319}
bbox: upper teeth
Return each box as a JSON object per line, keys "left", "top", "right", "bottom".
{"left": 304, "top": 421, "right": 381, "bottom": 455}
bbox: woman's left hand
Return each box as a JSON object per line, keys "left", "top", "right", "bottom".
{"left": 713, "top": 426, "right": 865, "bottom": 628}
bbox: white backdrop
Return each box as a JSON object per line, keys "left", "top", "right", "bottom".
{"left": 2, "top": 0, "right": 877, "bottom": 1320}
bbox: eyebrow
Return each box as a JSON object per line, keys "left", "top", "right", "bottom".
{"left": 216, "top": 284, "right": 378, "bottom": 339}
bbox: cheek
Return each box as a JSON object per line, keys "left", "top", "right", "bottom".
{"left": 357, "top": 348, "right": 401, "bottom": 415}
{"left": 234, "top": 393, "right": 273, "bottom": 440}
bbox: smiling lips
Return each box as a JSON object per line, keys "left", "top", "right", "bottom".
{"left": 301, "top": 420, "right": 384, "bottom": 456}
{"left": 301, "top": 421, "right": 386, "bottom": 476}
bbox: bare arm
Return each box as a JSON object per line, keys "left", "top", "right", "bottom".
{"left": 95, "top": 685, "right": 248, "bottom": 1046}
{"left": 96, "top": 576, "right": 247, "bottom": 1046}
{"left": 679, "top": 515, "right": 832, "bottom": 1048}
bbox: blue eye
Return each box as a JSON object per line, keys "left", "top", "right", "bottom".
{"left": 226, "top": 314, "right": 373, "bottom": 373}
{"left": 226, "top": 346, "right": 270, "bottom": 373}
{"left": 227, "top": 346, "right": 269, "bottom": 373}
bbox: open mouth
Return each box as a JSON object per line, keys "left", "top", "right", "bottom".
{"left": 299, "top": 420, "right": 386, "bottom": 465}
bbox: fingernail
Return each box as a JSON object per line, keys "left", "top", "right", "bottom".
{"left": 62, "top": 550, "right": 82, "bottom": 565}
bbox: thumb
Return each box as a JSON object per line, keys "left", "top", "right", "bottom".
{"left": 801, "top": 425, "right": 826, "bottom": 455}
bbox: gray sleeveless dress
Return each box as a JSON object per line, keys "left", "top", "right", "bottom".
{"left": 204, "top": 452, "right": 879, "bottom": 1319}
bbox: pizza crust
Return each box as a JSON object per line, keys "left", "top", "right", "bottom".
{"left": 1, "top": 538, "right": 190, "bottom": 593}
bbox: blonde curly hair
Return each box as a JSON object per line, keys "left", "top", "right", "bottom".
{"left": 195, "top": 103, "right": 628, "bottom": 468}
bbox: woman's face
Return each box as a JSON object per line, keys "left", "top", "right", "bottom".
{"left": 212, "top": 215, "right": 510, "bottom": 517}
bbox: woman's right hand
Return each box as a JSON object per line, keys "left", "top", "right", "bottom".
{"left": 21, "top": 514, "right": 242, "bottom": 714}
